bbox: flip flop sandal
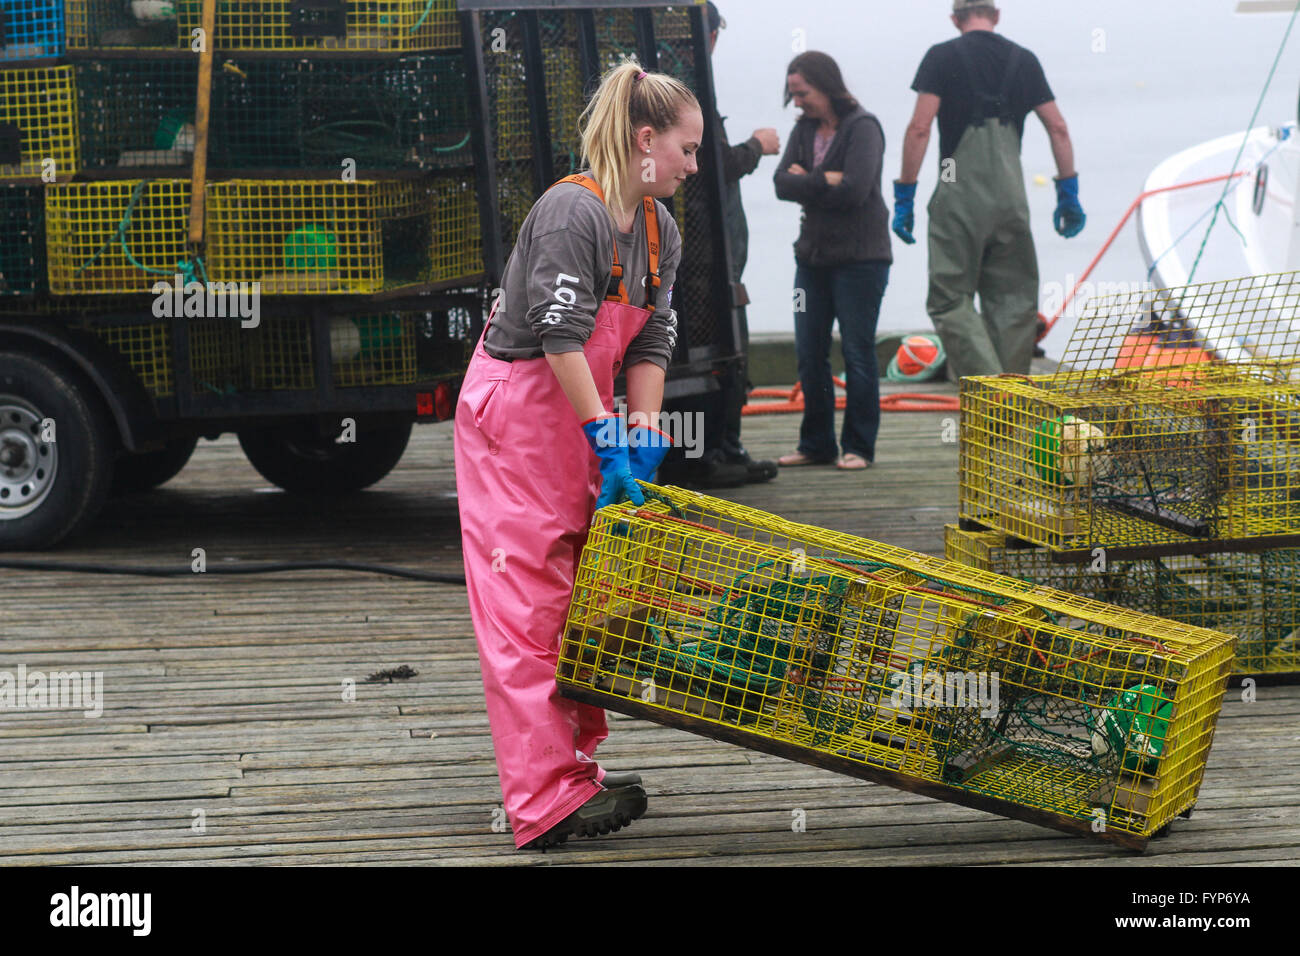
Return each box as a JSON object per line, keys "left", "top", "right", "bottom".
{"left": 778, "top": 451, "right": 833, "bottom": 466}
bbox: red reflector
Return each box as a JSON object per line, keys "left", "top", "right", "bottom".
{"left": 434, "top": 383, "right": 453, "bottom": 421}
{"left": 417, "top": 392, "right": 434, "bottom": 416}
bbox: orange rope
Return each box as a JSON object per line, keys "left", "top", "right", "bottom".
{"left": 744, "top": 377, "right": 960, "bottom": 415}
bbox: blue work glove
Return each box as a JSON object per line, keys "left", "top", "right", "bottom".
{"left": 892, "top": 181, "right": 917, "bottom": 245}
{"left": 581, "top": 414, "right": 645, "bottom": 511}
{"left": 627, "top": 423, "right": 673, "bottom": 483}
{"left": 1053, "top": 174, "right": 1086, "bottom": 238}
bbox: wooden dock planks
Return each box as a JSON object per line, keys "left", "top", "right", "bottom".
{"left": 0, "top": 379, "right": 1294, "bottom": 864}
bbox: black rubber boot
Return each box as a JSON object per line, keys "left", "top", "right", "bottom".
{"left": 520, "top": 784, "right": 648, "bottom": 851}
{"left": 599, "top": 770, "right": 642, "bottom": 788}
{"left": 729, "top": 452, "right": 778, "bottom": 484}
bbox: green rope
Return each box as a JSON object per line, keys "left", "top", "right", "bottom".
{"left": 74, "top": 180, "right": 207, "bottom": 284}
{"left": 411, "top": 0, "right": 438, "bottom": 33}
{"left": 1186, "top": 0, "right": 1300, "bottom": 283}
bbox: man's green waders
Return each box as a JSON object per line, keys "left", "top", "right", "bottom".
{"left": 926, "top": 47, "right": 1039, "bottom": 379}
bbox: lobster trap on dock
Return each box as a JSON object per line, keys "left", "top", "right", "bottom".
{"left": 945, "top": 525, "right": 1300, "bottom": 677}
{"left": 959, "top": 365, "right": 1300, "bottom": 558}
{"left": 557, "top": 485, "right": 1236, "bottom": 850}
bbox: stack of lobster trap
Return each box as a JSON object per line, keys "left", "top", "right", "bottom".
{"left": 1, "top": 1, "right": 731, "bottom": 408}
{"left": 1, "top": 0, "right": 485, "bottom": 399}
{"left": 953, "top": 272, "right": 1300, "bottom": 679}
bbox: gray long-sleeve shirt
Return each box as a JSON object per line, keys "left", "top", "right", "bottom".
{"left": 483, "top": 176, "right": 681, "bottom": 370}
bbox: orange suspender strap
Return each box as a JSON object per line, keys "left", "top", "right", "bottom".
{"left": 642, "top": 195, "right": 661, "bottom": 308}
{"left": 550, "top": 174, "right": 660, "bottom": 308}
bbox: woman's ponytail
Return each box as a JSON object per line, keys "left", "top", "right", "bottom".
{"left": 579, "top": 57, "right": 699, "bottom": 222}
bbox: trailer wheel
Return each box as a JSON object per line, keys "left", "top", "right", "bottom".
{"left": 237, "top": 420, "right": 411, "bottom": 494}
{"left": 111, "top": 436, "right": 199, "bottom": 495}
{"left": 0, "top": 351, "right": 116, "bottom": 550}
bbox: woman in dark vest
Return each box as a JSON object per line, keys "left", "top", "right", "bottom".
{"left": 774, "top": 51, "right": 892, "bottom": 471}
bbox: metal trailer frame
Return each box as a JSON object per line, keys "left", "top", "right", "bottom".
{"left": 0, "top": 0, "right": 738, "bottom": 454}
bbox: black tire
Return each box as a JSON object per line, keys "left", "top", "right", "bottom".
{"left": 0, "top": 351, "right": 116, "bottom": 550}
{"left": 111, "top": 435, "right": 199, "bottom": 495}
{"left": 237, "top": 420, "right": 411, "bottom": 494}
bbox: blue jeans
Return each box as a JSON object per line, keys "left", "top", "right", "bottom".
{"left": 793, "top": 260, "right": 890, "bottom": 462}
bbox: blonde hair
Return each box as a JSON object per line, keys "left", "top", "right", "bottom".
{"left": 578, "top": 58, "right": 700, "bottom": 222}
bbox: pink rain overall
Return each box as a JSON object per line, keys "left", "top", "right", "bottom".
{"left": 454, "top": 180, "right": 661, "bottom": 848}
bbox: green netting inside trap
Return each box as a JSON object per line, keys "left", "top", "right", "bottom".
{"left": 0, "top": 185, "right": 46, "bottom": 295}
{"left": 600, "top": 546, "right": 1011, "bottom": 742}
{"left": 593, "top": 9, "right": 636, "bottom": 71}
{"left": 918, "top": 601, "right": 1179, "bottom": 818}
{"left": 653, "top": 7, "right": 696, "bottom": 90}
{"left": 76, "top": 58, "right": 198, "bottom": 170}
{"left": 484, "top": 11, "right": 530, "bottom": 160}
{"left": 212, "top": 55, "right": 472, "bottom": 171}
{"left": 539, "top": 11, "right": 585, "bottom": 178}
{"left": 190, "top": 317, "right": 314, "bottom": 395}
{"left": 985, "top": 542, "right": 1300, "bottom": 674}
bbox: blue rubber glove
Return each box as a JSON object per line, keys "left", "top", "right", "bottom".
{"left": 581, "top": 414, "right": 645, "bottom": 511}
{"left": 1053, "top": 174, "right": 1086, "bottom": 238}
{"left": 627, "top": 423, "right": 673, "bottom": 483}
{"left": 892, "top": 181, "right": 917, "bottom": 245}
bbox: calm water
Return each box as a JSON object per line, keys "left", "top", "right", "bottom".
{"left": 708, "top": 0, "right": 1298, "bottom": 354}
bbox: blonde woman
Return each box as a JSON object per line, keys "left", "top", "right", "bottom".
{"left": 454, "top": 60, "right": 702, "bottom": 850}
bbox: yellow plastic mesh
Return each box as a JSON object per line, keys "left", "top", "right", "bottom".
{"left": 331, "top": 312, "right": 416, "bottom": 387}
{"left": 959, "top": 369, "right": 1300, "bottom": 555}
{"left": 426, "top": 175, "right": 484, "bottom": 284}
{"left": 1058, "top": 272, "right": 1300, "bottom": 375}
{"left": 594, "top": 8, "right": 637, "bottom": 73}
{"left": 540, "top": 11, "right": 585, "bottom": 178}
{"left": 946, "top": 525, "right": 1300, "bottom": 676}
{"left": 189, "top": 317, "right": 315, "bottom": 394}
{"left": 205, "top": 179, "right": 441, "bottom": 295}
{"left": 654, "top": 6, "right": 693, "bottom": 41}
{"left": 67, "top": 321, "right": 174, "bottom": 397}
{"left": 189, "top": 319, "right": 243, "bottom": 396}
{"left": 67, "top": 0, "right": 460, "bottom": 52}
{"left": 559, "top": 485, "right": 1235, "bottom": 842}
{"left": 45, "top": 180, "right": 190, "bottom": 295}
{"left": 0, "top": 66, "right": 79, "bottom": 181}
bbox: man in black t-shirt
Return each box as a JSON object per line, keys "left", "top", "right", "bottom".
{"left": 892, "top": 1, "right": 1085, "bottom": 378}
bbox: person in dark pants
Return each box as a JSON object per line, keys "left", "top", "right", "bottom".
{"left": 774, "top": 51, "right": 892, "bottom": 470}
{"left": 656, "top": 1, "right": 780, "bottom": 489}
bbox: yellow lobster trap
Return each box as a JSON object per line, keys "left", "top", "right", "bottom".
{"left": 960, "top": 367, "right": 1300, "bottom": 558}
{"left": 945, "top": 526, "right": 1300, "bottom": 677}
{"left": 558, "top": 485, "right": 1235, "bottom": 850}
{"left": 0, "top": 65, "right": 79, "bottom": 182}
{"left": 45, "top": 179, "right": 191, "bottom": 295}
{"left": 67, "top": 0, "right": 460, "bottom": 52}
{"left": 205, "top": 177, "right": 477, "bottom": 295}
